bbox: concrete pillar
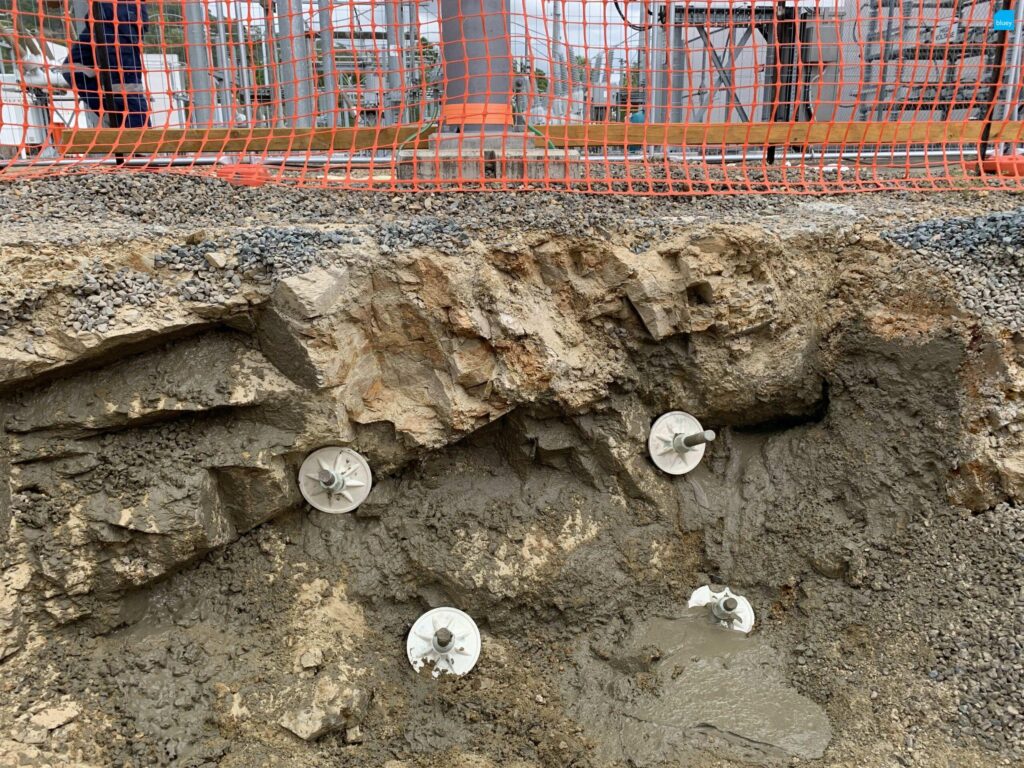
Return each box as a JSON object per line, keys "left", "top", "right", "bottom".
{"left": 438, "top": 0, "right": 514, "bottom": 132}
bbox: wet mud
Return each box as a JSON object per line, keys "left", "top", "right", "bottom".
{"left": 566, "top": 611, "right": 831, "bottom": 765}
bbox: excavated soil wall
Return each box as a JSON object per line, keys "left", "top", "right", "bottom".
{"left": 0, "top": 179, "right": 1022, "bottom": 768}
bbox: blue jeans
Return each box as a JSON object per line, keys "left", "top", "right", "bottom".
{"left": 64, "top": 2, "right": 149, "bottom": 128}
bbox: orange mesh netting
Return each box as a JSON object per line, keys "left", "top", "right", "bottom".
{"left": 0, "top": 0, "right": 1023, "bottom": 192}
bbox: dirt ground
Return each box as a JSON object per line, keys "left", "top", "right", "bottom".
{"left": 0, "top": 177, "right": 1022, "bottom": 767}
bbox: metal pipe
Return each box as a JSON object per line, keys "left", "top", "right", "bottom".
{"left": 275, "top": 0, "right": 297, "bottom": 124}
{"left": 214, "top": 16, "right": 235, "bottom": 124}
{"left": 681, "top": 430, "right": 716, "bottom": 448}
{"left": 262, "top": 0, "right": 282, "bottom": 126}
{"left": 280, "top": 0, "right": 315, "bottom": 128}
{"left": 653, "top": 3, "right": 672, "bottom": 123}
{"left": 438, "top": 0, "right": 515, "bottom": 132}
{"left": 667, "top": 148, "right": 983, "bottom": 165}
{"left": 550, "top": 0, "right": 566, "bottom": 118}
{"left": 2, "top": 156, "right": 236, "bottom": 170}
{"left": 183, "top": 1, "right": 217, "bottom": 127}
{"left": 234, "top": 16, "right": 254, "bottom": 126}
{"left": 875, "top": 2, "right": 897, "bottom": 121}
{"left": 641, "top": 0, "right": 652, "bottom": 115}
{"left": 403, "top": 1, "right": 428, "bottom": 122}
{"left": 317, "top": 0, "right": 341, "bottom": 127}
{"left": 383, "top": 0, "right": 404, "bottom": 125}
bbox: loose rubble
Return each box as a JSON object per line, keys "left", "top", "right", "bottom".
{"left": 924, "top": 503, "right": 1024, "bottom": 755}
{"left": 155, "top": 227, "right": 360, "bottom": 303}
{"left": 65, "top": 264, "right": 168, "bottom": 333}
{"left": 885, "top": 209, "right": 1024, "bottom": 332}
{"left": 0, "top": 285, "right": 52, "bottom": 337}
{"left": 375, "top": 218, "right": 471, "bottom": 255}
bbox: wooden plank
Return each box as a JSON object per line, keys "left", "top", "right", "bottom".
{"left": 534, "top": 121, "right": 1024, "bottom": 147}
{"left": 56, "top": 120, "right": 1024, "bottom": 155}
{"left": 987, "top": 121, "right": 1024, "bottom": 143}
{"left": 59, "top": 126, "right": 434, "bottom": 154}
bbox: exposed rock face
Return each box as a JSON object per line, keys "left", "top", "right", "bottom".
{"left": 1, "top": 222, "right": 1020, "bottom": 618}
{"left": 0, "top": 204, "right": 1022, "bottom": 767}
{"left": 0, "top": 224, "right": 858, "bottom": 617}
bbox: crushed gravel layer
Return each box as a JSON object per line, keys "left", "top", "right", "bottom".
{"left": 781, "top": 502, "right": 1024, "bottom": 764}
{"left": 885, "top": 210, "right": 1024, "bottom": 332}
{"left": 0, "top": 175, "right": 1023, "bottom": 345}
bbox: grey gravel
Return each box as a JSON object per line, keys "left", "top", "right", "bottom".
{"left": 885, "top": 210, "right": 1024, "bottom": 333}
{"left": 155, "top": 226, "right": 361, "bottom": 303}
{"left": 375, "top": 218, "right": 471, "bottom": 256}
{"left": 66, "top": 264, "right": 168, "bottom": 333}
{"left": 6, "top": 174, "right": 1024, "bottom": 255}
{"left": 920, "top": 502, "right": 1024, "bottom": 755}
{"left": 785, "top": 501, "right": 1024, "bottom": 760}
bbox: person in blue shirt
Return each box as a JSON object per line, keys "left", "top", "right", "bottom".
{"left": 628, "top": 106, "right": 645, "bottom": 153}
{"left": 59, "top": 1, "right": 149, "bottom": 128}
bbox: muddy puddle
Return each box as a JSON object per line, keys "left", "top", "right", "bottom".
{"left": 566, "top": 609, "right": 832, "bottom": 765}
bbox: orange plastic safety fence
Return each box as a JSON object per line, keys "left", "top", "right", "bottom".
{"left": 1, "top": 0, "right": 1023, "bottom": 193}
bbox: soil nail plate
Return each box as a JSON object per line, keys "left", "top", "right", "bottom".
{"left": 689, "top": 586, "right": 756, "bottom": 634}
{"left": 298, "top": 447, "right": 373, "bottom": 514}
{"left": 648, "top": 412, "right": 716, "bottom": 475}
{"left": 407, "top": 608, "right": 482, "bottom": 678}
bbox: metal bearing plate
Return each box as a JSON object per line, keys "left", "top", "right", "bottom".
{"left": 298, "top": 446, "right": 373, "bottom": 514}
{"left": 407, "top": 607, "right": 482, "bottom": 678}
{"left": 648, "top": 411, "right": 711, "bottom": 475}
{"left": 689, "top": 585, "right": 756, "bottom": 634}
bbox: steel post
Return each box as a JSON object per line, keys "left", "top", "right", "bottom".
{"left": 262, "top": 1, "right": 282, "bottom": 126}
{"left": 317, "top": 0, "right": 340, "bottom": 127}
{"left": 383, "top": 0, "right": 404, "bottom": 125}
{"left": 183, "top": 1, "right": 217, "bottom": 127}
{"left": 214, "top": 16, "right": 236, "bottom": 124}
{"left": 284, "top": 0, "right": 316, "bottom": 128}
